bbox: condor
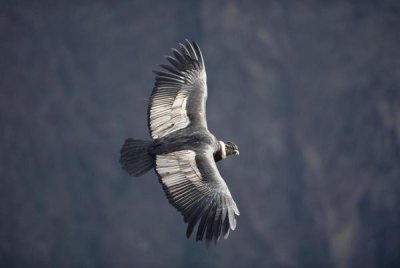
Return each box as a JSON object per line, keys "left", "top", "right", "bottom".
{"left": 120, "top": 40, "right": 240, "bottom": 246}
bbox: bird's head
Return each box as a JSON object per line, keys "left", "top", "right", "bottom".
{"left": 223, "top": 141, "right": 240, "bottom": 157}
{"left": 225, "top": 141, "right": 240, "bottom": 156}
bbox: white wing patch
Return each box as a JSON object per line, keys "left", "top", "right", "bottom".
{"left": 156, "top": 150, "right": 207, "bottom": 192}
{"left": 149, "top": 90, "right": 190, "bottom": 139}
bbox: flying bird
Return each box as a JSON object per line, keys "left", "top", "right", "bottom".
{"left": 119, "top": 40, "right": 240, "bottom": 246}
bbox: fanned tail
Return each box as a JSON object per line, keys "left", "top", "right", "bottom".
{"left": 119, "top": 138, "right": 154, "bottom": 176}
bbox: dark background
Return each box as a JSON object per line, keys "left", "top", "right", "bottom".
{"left": 1, "top": 1, "right": 400, "bottom": 267}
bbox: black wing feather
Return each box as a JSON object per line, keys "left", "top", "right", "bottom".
{"left": 196, "top": 199, "right": 215, "bottom": 241}
{"left": 185, "top": 39, "right": 198, "bottom": 61}
{"left": 160, "top": 63, "right": 182, "bottom": 76}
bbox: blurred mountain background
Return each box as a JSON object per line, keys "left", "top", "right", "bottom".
{"left": 1, "top": 1, "right": 399, "bottom": 267}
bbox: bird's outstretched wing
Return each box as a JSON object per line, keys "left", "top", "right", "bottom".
{"left": 148, "top": 40, "right": 208, "bottom": 139}
{"left": 156, "top": 148, "right": 240, "bottom": 245}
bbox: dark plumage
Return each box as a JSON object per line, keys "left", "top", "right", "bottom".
{"left": 119, "top": 40, "right": 240, "bottom": 246}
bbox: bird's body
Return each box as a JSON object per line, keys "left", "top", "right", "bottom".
{"left": 120, "top": 40, "right": 239, "bottom": 246}
{"left": 151, "top": 127, "right": 218, "bottom": 156}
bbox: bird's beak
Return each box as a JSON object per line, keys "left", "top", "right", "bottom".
{"left": 234, "top": 149, "right": 240, "bottom": 155}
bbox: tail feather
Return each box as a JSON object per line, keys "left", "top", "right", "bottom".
{"left": 119, "top": 138, "right": 154, "bottom": 176}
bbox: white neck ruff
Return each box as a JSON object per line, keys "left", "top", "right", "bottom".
{"left": 219, "top": 141, "right": 226, "bottom": 160}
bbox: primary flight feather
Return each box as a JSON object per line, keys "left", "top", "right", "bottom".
{"left": 120, "top": 40, "right": 240, "bottom": 246}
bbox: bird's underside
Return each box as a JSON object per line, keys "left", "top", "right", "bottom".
{"left": 120, "top": 39, "right": 239, "bottom": 246}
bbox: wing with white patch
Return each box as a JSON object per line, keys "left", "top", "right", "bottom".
{"left": 156, "top": 149, "right": 239, "bottom": 245}
{"left": 148, "top": 40, "right": 208, "bottom": 139}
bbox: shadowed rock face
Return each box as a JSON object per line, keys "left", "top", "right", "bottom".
{"left": 1, "top": 1, "right": 399, "bottom": 267}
